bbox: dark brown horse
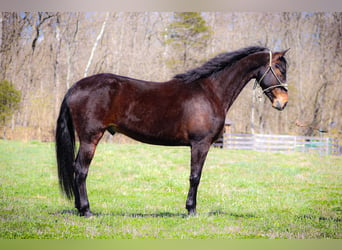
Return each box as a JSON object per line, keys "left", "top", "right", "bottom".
{"left": 56, "top": 46, "right": 289, "bottom": 217}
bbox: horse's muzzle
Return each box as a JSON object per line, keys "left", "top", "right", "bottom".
{"left": 271, "top": 88, "right": 288, "bottom": 111}
{"left": 272, "top": 99, "right": 288, "bottom": 111}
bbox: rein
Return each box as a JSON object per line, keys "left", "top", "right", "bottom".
{"left": 253, "top": 51, "right": 288, "bottom": 93}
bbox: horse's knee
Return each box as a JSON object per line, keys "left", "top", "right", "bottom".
{"left": 189, "top": 175, "right": 200, "bottom": 186}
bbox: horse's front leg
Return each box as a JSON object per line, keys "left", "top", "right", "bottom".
{"left": 186, "top": 141, "right": 210, "bottom": 215}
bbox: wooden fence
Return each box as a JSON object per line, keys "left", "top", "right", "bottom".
{"left": 214, "top": 133, "right": 341, "bottom": 156}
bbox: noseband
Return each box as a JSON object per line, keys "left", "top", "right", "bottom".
{"left": 253, "top": 51, "right": 288, "bottom": 93}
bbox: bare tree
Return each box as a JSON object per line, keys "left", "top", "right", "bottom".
{"left": 84, "top": 12, "right": 110, "bottom": 77}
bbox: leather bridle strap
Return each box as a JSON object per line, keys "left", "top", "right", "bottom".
{"left": 253, "top": 51, "right": 288, "bottom": 93}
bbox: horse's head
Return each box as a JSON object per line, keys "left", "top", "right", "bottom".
{"left": 255, "top": 49, "right": 289, "bottom": 111}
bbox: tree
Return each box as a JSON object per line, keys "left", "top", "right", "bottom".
{"left": 0, "top": 12, "right": 26, "bottom": 80}
{"left": 0, "top": 80, "right": 21, "bottom": 129}
{"left": 164, "top": 12, "right": 211, "bottom": 72}
{"left": 84, "top": 12, "right": 110, "bottom": 77}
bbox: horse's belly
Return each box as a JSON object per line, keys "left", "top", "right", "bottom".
{"left": 109, "top": 120, "right": 189, "bottom": 146}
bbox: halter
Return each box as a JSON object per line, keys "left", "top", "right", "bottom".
{"left": 253, "top": 51, "right": 288, "bottom": 93}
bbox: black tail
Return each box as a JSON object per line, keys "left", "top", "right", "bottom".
{"left": 55, "top": 95, "right": 76, "bottom": 200}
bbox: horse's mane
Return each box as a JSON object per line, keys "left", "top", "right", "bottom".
{"left": 173, "top": 46, "right": 269, "bottom": 83}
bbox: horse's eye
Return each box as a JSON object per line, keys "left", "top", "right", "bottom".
{"left": 275, "top": 64, "right": 285, "bottom": 75}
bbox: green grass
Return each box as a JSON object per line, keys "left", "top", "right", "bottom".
{"left": 0, "top": 139, "right": 341, "bottom": 239}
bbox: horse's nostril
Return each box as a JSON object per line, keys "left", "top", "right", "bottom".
{"left": 273, "top": 100, "right": 287, "bottom": 111}
{"left": 276, "top": 101, "right": 282, "bottom": 110}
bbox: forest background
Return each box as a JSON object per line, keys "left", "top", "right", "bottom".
{"left": 0, "top": 12, "right": 341, "bottom": 142}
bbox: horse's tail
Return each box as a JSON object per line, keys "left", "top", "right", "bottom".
{"left": 55, "top": 95, "right": 76, "bottom": 200}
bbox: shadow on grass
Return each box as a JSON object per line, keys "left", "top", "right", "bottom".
{"left": 296, "top": 214, "right": 342, "bottom": 223}
{"left": 54, "top": 210, "right": 80, "bottom": 216}
{"left": 100, "top": 211, "right": 189, "bottom": 218}
{"left": 54, "top": 209, "right": 257, "bottom": 219}
{"left": 208, "top": 210, "right": 257, "bottom": 218}
{"left": 54, "top": 209, "right": 341, "bottom": 225}
{"left": 53, "top": 210, "right": 188, "bottom": 218}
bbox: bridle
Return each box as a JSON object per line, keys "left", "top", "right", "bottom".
{"left": 253, "top": 51, "right": 288, "bottom": 93}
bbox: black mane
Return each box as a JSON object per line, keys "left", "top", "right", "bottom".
{"left": 173, "top": 46, "right": 269, "bottom": 83}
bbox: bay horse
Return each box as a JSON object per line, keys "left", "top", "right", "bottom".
{"left": 56, "top": 46, "right": 289, "bottom": 217}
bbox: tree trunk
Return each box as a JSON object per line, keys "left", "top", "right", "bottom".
{"left": 84, "top": 12, "right": 109, "bottom": 77}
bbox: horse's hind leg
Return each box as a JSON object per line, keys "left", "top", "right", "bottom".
{"left": 74, "top": 132, "right": 104, "bottom": 217}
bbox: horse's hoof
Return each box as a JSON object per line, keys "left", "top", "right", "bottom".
{"left": 80, "top": 210, "right": 94, "bottom": 217}
{"left": 187, "top": 209, "right": 197, "bottom": 216}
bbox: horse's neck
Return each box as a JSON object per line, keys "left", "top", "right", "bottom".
{"left": 215, "top": 53, "right": 267, "bottom": 113}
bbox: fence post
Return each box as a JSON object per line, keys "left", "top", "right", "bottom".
{"left": 326, "top": 137, "right": 330, "bottom": 155}
{"left": 253, "top": 133, "right": 256, "bottom": 151}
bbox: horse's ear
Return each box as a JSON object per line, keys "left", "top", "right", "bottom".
{"left": 281, "top": 48, "right": 290, "bottom": 56}
{"left": 273, "top": 48, "right": 290, "bottom": 60}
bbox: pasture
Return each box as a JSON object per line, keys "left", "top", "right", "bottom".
{"left": 0, "top": 139, "right": 341, "bottom": 239}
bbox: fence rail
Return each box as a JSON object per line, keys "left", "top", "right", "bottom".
{"left": 214, "top": 133, "right": 341, "bottom": 155}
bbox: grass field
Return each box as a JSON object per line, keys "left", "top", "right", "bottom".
{"left": 0, "top": 139, "right": 341, "bottom": 239}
